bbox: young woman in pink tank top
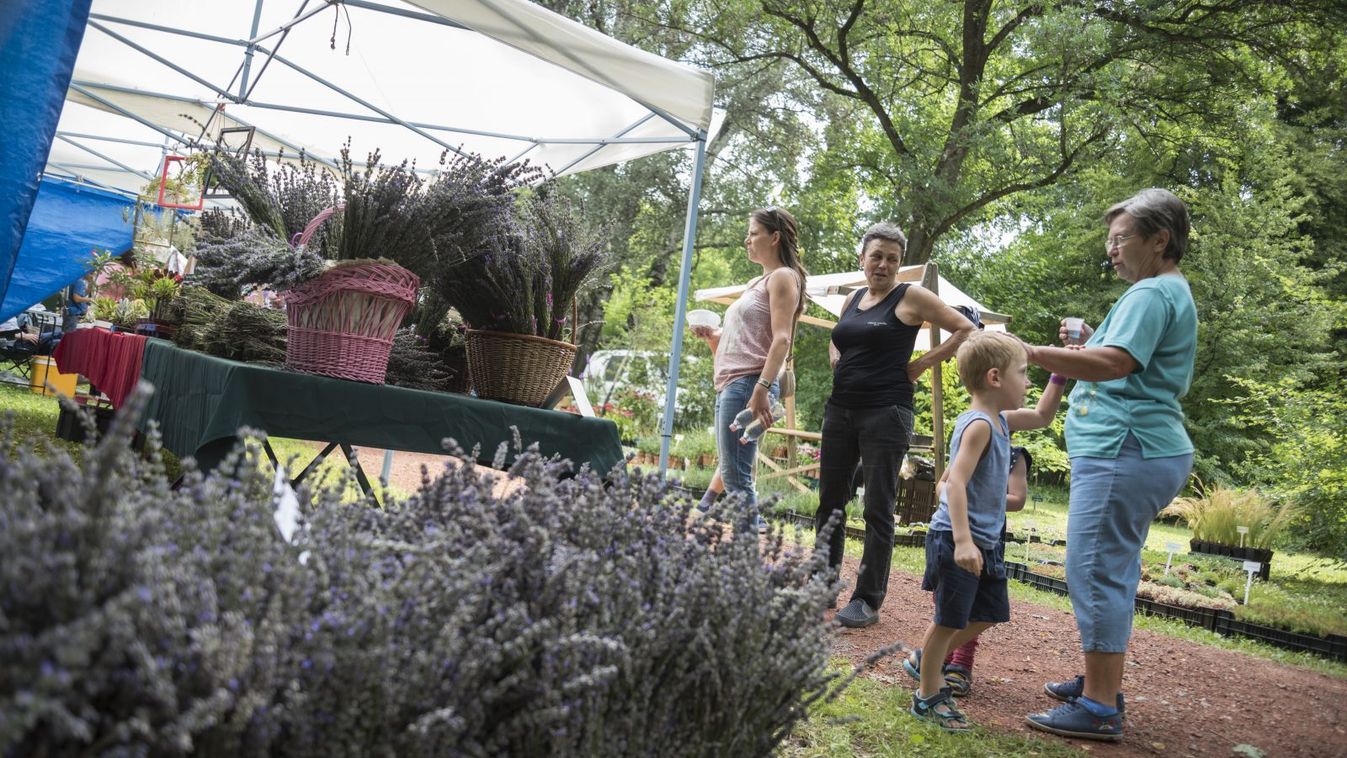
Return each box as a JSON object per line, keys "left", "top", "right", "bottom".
{"left": 689, "top": 207, "right": 806, "bottom": 532}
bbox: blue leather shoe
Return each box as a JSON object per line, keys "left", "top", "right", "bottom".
{"left": 1026, "top": 700, "right": 1123, "bottom": 742}
{"left": 1044, "top": 674, "right": 1084, "bottom": 702}
{"left": 1043, "top": 676, "right": 1126, "bottom": 712}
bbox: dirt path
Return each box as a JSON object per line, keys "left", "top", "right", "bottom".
{"left": 828, "top": 556, "right": 1347, "bottom": 757}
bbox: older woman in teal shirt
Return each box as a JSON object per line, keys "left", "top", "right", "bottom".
{"left": 1020, "top": 188, "right": 1197, "bottom": 743}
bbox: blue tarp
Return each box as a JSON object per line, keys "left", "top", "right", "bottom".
{"left": 0, "top": 0, "right": 94, "bottom": 316}
{"left": 0, "top": 177, "right": 136, "bottom": 323}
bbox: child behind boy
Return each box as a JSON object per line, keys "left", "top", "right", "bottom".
{"left": 904, "top": 331, "right": 1063, "bottom": 731}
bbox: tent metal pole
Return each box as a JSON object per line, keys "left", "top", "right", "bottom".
{"left": 238, "top": 0, "right": 267, "bottom": 99}
{"left": 56, "top": 131, "right": 172, "bottom": 149}
{"left": 54, "top": 135, "right": 156, "bottom": 182}
{"left": 55, "top": 131, "right": 325, "bottom": 165}
{"left": 241, "top": 98, "right": 685, "bottom": 145}
{"left": 70, "top": 80, "right": 340, "bottom": 170}
{"left": 258, "top": 49, "right": 471, "bottom": 159}
{"left": 340, "top": 0, "right": 469, "bottom": 30}
{"left": 45, "top": 165, "right": 135, "bottom": 193}
{"left": 88, "top": 13, "right": 239, "bottom": 45}
{"left": 658, "top": 132, "right": 708, "bottom": 474}
{"left": 246, "top": 1, "right": 330, "bottom": 45}
{"left": 552, "top": 113, "right": 657, "bottom": 176}
{"left": 86, "top": 20, "right": 237, "bottom": 102}
{"left": 68, "top": 84, "right": 193, "bottom": 148}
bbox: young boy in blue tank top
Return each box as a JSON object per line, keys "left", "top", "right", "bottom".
{"left": 905, "top": 331, "right": 1063, "bottom": 731}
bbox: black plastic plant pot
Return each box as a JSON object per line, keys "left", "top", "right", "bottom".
{"left": 1189, "top": 538, "right": 1273, "bottom": 580}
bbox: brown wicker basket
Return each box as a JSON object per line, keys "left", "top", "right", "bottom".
{"left": 464, "top": 329, "right": 577, "bottom": 407}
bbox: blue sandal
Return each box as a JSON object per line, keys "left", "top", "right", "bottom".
{"left": 911, "top": 688, "right": 972, "bottom": 732}
{"left": 902, "top": 649, "right": 922, "bottom": 682}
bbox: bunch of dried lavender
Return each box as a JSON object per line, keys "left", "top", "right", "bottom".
{"left": 198, "top": 206, "right": 251, "bottom": 241}
{"left": 336, "top": 145, "right": 432, "bottom": 265}
{"left": 206, "top": 152, "right": 287, "bottom": 239}
{"left": 203, "top": 300, "right": 288, "bottom": 365}
{"left": 191, "top": 226, "right": 328, "bottom": 298}
{"left": 437, "top": 190, "right": 611, "bottom": 340}
{"left": 265, "top": 151, "right": 342, "bottom": 259}
{"left": 170, "top": 285, "right": 232, "bottom": 352}
{"left": 384, "top": 326, "right": 454, "bottom": 391}
{"left": 522, "top": 192, "right": 613, "bottom": 341}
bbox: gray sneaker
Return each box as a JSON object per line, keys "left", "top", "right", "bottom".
{"left": 835, "top": 599, "right": 879, "bottom": 628}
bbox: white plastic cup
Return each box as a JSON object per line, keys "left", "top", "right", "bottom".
{"left": 686, "top": 309, "right": 720, "bottom": 329}
{"left": 1064, "top": 317, "right": 1084, "bottom": 345}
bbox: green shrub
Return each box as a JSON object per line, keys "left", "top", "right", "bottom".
{"left": 670, "top": 428, "right": 716, "bottom": 461}
{"left": 1, "top": 390, "right": 843, "bottom": 756}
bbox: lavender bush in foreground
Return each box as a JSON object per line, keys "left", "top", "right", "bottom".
{"left": 0, "top": 390, "right": 844, "bottom": 756}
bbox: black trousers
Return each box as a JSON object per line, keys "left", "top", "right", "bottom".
{"left": 816, "top": 400, "right": 913, "bottom": 610}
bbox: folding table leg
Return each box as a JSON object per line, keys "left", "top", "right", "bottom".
{"left": 340, "top": 443, "right": 379, "bottom": 506}
{"left": 293, "top": 442, "right": 339, "bottom": 486}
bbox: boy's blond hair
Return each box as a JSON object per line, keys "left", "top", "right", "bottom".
{"left": 956, "top": 331, "right": 1025, "bottom": 392}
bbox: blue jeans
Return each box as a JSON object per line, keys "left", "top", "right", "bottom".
{"left": 714, "top": 375, "right": 778, "bottom": 514}
{"left": 1066, "top": 433, "right": 1192, "bottom": 652}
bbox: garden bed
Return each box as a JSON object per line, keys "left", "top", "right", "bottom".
{"left": 1190, "top": 538, "right": 1273, "bottom": 580}
{"left": 1005, "top": 561, "right": 1347, "bottom": 662}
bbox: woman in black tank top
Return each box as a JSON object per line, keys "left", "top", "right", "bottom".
{"left": 823, "top": 223, "right": 976, "bottom": 629}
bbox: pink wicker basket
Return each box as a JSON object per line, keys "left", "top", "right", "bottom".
{"left": 282, "top": 208, "right": 419, "bottom": 383}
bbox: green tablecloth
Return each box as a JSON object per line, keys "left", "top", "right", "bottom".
{"left": 138, "top": 339, "right": 624, "bottom": 476}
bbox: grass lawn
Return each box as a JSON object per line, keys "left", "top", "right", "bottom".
{"left": 781, "top": 664, "right": 1083, "bottom": 758}
{"left": 0, "top": 383, "right": 85, "bottom": 460}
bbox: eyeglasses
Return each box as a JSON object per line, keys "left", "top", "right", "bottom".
{"left": 1105, "top": 233, "right": 1137, "bottom": 251}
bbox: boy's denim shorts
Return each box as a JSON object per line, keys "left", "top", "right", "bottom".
{"left": 922, "top": 529, "right": 1010, "bottom": 629}
{"left": 1066, "top": 433, "right": 1192, "bottom": 652}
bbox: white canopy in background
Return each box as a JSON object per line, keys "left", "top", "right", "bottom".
{"left": 694, "top": 264, "right": 1011, "bottom": 351}
{"left": 48, "top": 0, "right": 720, "bottom": 192}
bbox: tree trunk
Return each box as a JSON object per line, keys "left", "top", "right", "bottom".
{"left": 903, "top": 227, "right": 936, "bottom": 266}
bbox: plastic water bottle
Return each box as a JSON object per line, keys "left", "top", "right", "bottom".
{"left": 728, "top": 407, "right": 756, "bottom": 433}
{"left": 739, "top": 402, "right": 786, "bottom": 443}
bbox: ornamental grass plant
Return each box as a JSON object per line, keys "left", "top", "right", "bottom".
{"left": 1, "top": 388, "right": 847, "bottom": 756}
{"left": 1160, "top": 481, "right": 1299, "bottom": 550}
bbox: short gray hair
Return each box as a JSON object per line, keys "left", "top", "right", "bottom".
{"left": 859, "top": 222, "right": 907, "bottom": 256}
{"left": 1105, "top": 188, "right": 1190, "bottom": 262}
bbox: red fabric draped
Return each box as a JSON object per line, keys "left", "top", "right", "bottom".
{"left": 52, "top": 328, "right": 147, "bottom": 407}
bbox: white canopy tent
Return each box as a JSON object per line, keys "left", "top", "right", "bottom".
{"left": 50, "top": 0, "right": 720, "bottom": 471}
{"left": 51, "top": 0, "right": 720, "bottom": 188}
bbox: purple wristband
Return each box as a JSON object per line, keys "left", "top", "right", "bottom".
{"left": 1049, "top": 374, "right": 1067, "bottom": 386}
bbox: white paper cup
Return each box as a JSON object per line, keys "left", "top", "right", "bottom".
{"left": 1064, "top": 317, "right": 1084, "bottom": 344}
{"left": 686, "top": 309, "right": 720, "bottom": 329}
